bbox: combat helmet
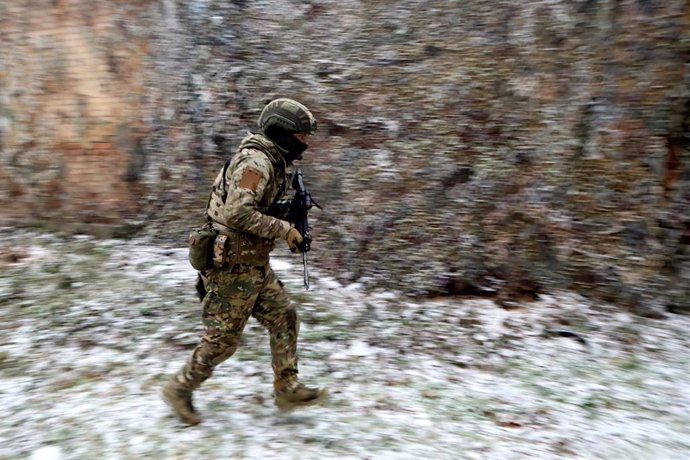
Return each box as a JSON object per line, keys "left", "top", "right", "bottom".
{"left": 258, "top": 98, "right": 316, "bottom": 161}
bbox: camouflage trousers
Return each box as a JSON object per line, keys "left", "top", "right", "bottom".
{"left": 173, "top": 263, "right": 299, "bottom": 390}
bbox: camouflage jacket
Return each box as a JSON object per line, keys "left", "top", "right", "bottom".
{"left": 205, "top": 132, "right": 291, "bottom": 265}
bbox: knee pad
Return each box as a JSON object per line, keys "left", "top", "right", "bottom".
{"left": 210, "top": 342, "right": 239, "bottom": 366}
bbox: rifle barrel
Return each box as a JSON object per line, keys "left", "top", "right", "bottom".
{"left": 303, "top": 252, "right": 310, "bottom": 290}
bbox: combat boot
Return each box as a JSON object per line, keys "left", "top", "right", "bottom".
{"left": 162, "top": 379, "right": 201, "bottom": 426}
{"left": 274, "top": 380, "right": 328, "bottom": 410}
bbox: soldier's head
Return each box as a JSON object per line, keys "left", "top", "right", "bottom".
{"left": 258, "top": 98, "right": 317, "bottom": 163}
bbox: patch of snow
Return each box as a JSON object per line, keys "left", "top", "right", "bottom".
{"left": 1, "top": 234, "right": 688, "bottom": 460}
{"left": 30, "top": 446, "right": 62, "bottom": 460}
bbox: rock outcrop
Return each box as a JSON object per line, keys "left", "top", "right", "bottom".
{"left": 1, "top": 0, "right": 688, "bottom": 313}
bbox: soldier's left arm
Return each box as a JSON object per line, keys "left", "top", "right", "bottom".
{"left": 223, "top": 151, "right": 292, "bottom": 240}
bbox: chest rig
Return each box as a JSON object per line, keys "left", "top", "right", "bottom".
{"left": 205, "top": 134, "right": 288, "bottom": 267}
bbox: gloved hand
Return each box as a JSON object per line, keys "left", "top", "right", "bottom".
{"left": 285, "top": 227, "right": 304, "bottom": 253}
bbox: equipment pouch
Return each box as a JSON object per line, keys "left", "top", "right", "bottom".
{"left": 188, "top": 222, "right": 218, "bottom": 271}
{"left": 212, "top": 234, "right": 229, "bottom": 268}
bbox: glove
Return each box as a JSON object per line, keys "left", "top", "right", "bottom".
{"left": 285, "top": 228, "right": 304, "bottom": 252}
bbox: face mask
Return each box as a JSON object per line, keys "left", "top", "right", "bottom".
{"left": 264, "top": 126, "right": 309, "bottom": 164}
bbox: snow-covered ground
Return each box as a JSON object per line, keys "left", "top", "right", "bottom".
{"left": 0, "top": 230, "right": 688, "bottom": 459}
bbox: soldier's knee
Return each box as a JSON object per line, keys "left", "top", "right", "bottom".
{"left": 211, "top": 334, "right": 241, "bottom": 365}
{"left": 194, "top": 336, "right": 240, "bottom": 367}
{"left": 210, "top": 342, "right": 238, "bottom": 366}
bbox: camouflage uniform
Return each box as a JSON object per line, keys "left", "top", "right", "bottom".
{"left": 164, "top": 99, "right": 324, "bottom": 425}
{"left": 175, "top": 133, "right": 298, "bottom": 391}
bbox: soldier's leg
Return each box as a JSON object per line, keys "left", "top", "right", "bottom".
{"left": 176, "top": 267, "right": 262, "bottom": 388}
{"left": 252, "top": 265, "right": 299, "bottom": 383}
{"left": 164, "top": 267, "right": 261, "bottom": 423}
{"left": 175, "top": 296, "right": 252, "bottom": 390}
{"left": 252, "top": 265, "right": 326, "bottom": 409}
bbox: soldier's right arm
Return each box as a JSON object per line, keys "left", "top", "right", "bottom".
{"left": 221, "top": 150, "right": 292, "bottom": 240}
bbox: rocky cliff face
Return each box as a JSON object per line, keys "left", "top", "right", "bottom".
{"left": 0, "top": 0, "right": 155, "bottom": 228}
{"left": 1, "top": 0, "right": 688, "bottom": 313}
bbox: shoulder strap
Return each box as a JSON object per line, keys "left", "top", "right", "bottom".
{"left": 240, "top": 136, "right": 285, "bottom": 175}
{"left": 220, "top": 158, "right": 231, "bottom": 203}
{"left": 268, "top": 173, "right": 289, "bottom": 209}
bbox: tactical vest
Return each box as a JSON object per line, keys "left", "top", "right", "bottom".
{"left": 205, "top": 133, "right": 287, "bottom": 267}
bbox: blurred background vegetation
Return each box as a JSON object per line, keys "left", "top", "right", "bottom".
{"left": 0, "top": 0, "right": 688, "bottom": 315}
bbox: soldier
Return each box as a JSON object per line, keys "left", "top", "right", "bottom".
{"left": 163, "top": 98, "right": 327, "bottom": 426}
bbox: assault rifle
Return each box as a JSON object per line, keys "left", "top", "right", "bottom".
{"left": 266, "top": 169, "right": 319, "bottom": 289}
{"left": 287, "top": 169, "right": 318, "bottom": 290}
